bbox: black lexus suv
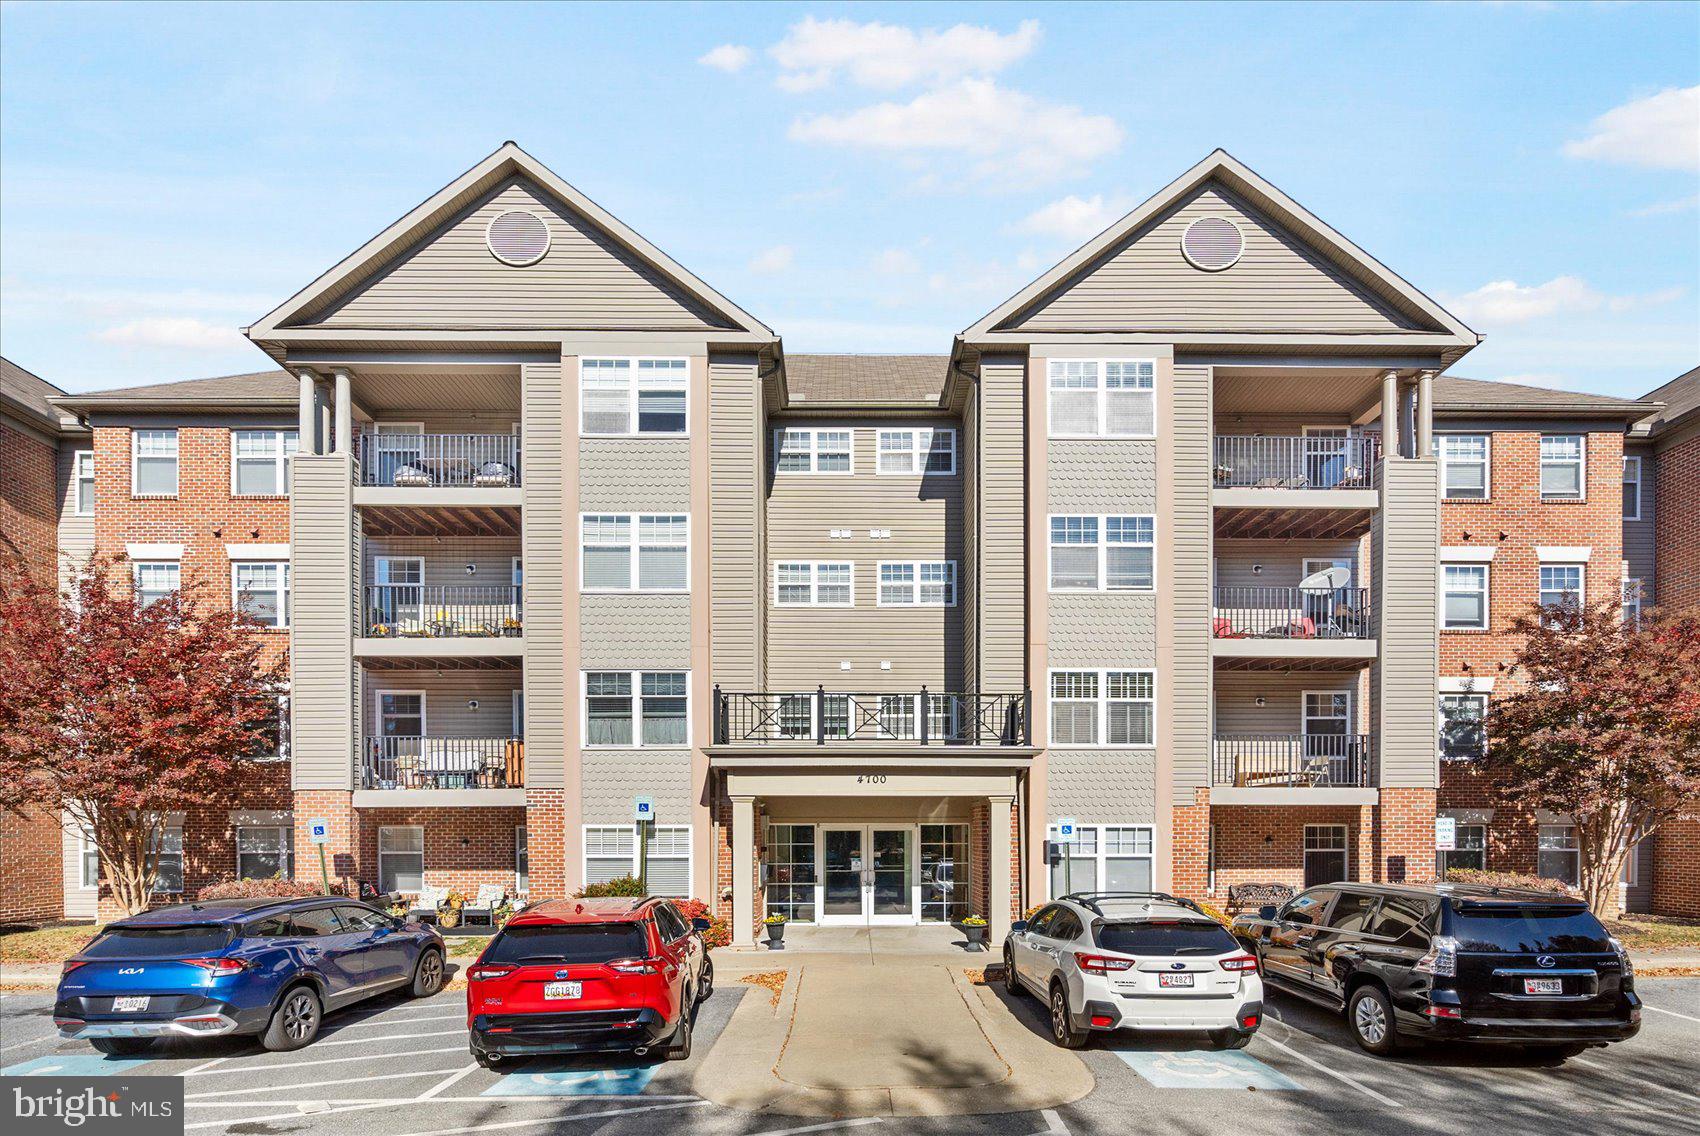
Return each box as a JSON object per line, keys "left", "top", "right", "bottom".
{"left": 1232, "top": 882, "right": 1640, "bottom": 1057}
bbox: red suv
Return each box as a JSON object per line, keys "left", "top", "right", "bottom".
{"left": 466, "top": 897, "right": 713, "bottom": 1068}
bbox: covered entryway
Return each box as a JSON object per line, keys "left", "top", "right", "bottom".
{"left": 820, "top": 825, "right": 915, "bottom": 925}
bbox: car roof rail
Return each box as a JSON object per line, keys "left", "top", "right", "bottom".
{"left": 1059, "top": 891, "right": 1208, "bottom": 917}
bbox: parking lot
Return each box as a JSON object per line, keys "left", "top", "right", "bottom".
{"left": 3, "top": 975, "right": 1695, "bottom": 1136}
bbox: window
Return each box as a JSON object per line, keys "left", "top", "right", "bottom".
{"left": 765, "top": 823, "right": 817, "bottom": 923}
{"left": 378, "top": 826, "right": 424, "bottom": 893}
{"left": 583, "top": 671, "right": 689, "bottom": 747}
{"left": 263, "top": 694, "right": 291, "bottom": 761}
{"left": 377, "top": 691, "right": 425, "bottom": 738}
{"left": 1441, "top": 564, "right": 1488, "bottom": 630}
{"left": 775, "top": 429, "right": 853, "bottom": 474}
{"left": 131, "top": 429, "right": 179, "bottom": 496}
{"left": 133, "top": 561, "right": 180, "bottom": 609}
{"left": 580, "top": 514, "right": 688, "bottom": 592}
{"left": 1439, "top": 824, "right": 1486, "bottom": 874}
{"left": 77, "top": 829, "right": 99, "bottom": 890}
{"left": 1303, "top": 825, "right": 1348, "bottom": 888}
{"left": 231, "top": 430, "right": 299, "bottom": 496}
{"left": 73, "top": 450, "right": 95, "bottom": 515}
{"left": 1327, "top": 892, "right": 1381, "bottom": 933}
{"left": 1539, "top": 564, "right": 1584, "bottom": 612}
{"left": 583, "top": 824, "right": 691, "bottom": 897}
{"left": 232, "top": 561, "right": 291, "bottom": 628}
{"left": 1439, "top": 694, "right": 1487, "bottom": 761}
{"left": 1047, "top": 359, "right": 1155, "bottom": 438}
{"left": 1622, "top": 456, "right": 1642, "bottom": 519}
{"left": 1369, "top": 896, "right": 1431, "bottom": 945}
{"left": 920, "top": 824, "right": 970, "bottom": 923}
{"left": 1623, "top": 578, "right": 1644, "bottom": 627}
{"left": 876, "top": 428, "right": 956, "bottom": 475}
{"left": 151, "top": 827, "right": 184, "bottom": 894}
{"left": 237, "top": 826, "right": 292, "bottom": 880}
{"left": 1048, "top": 669, "right": 1155, "bottom": 747}
{"left": 773, "top": 562, "right": 853, "bottom": 606}
{"left": 1539, "top": 434, "right": 1584, "bottom": 500}
{"left": 878, "top": 561, "right": 956, "bottom": 606}
{"left": 1435, "top": 434, "right": 1489, "bottom": 500}
{"left": 1537, "top": 824, "right": 1580, "bottom": 884}
{"left": 1048, "top": 514, "right": 1155, "bottom": 591}
{"left": 580, "top": 357, "right": 688, "bottom": 435}
{"left": 1046, "top": 824, "right": 1154, "bottom": 896}
{"left": 515, "top": 825, "right": 529, "bottom": 895}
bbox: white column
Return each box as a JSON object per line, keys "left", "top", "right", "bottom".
{"left": 1416, "top": 371, "right": 1435, "bottom": 459}
{"left": 1380, "top": 371, "right": 1401, "bottom": 461}
{"left": 296, "top": 369, "right": 319, "bottom": 454}
{"left": 731, "top": 795, "right": 756, "bottom": 948}
{"left": 989, "top": 794, "right": 1014, "bottom": 942}
{"left": 333, "top": 369, "right": 353, "bottom": 457}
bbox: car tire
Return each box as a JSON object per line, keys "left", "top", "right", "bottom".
{"left": 696, "top": 957, "right": 714, "bottom": 1003}
{"left": 1002, "top": 946, "right": 1022, "bottom": 996}
{"left": 410, "top": 948, "right": 445, "bottom": 997}
{"left": 1049, "top": 982, "right": 1089, "bottom": 1050}
{"left": 663, "top": 1006, "right": 693, "bottom": 1061}
{"left": 90, "top": 1038, "right": 153, "bottom": 1056}
{"left": 1208, "top": 1029, "right": 1253, "bottom": 1050}
{"left": 1346, "top": 985, "right": 1399, "bottom": 1056}
{"left": 262, "top": 985, "right": 323, "bottom": 1052}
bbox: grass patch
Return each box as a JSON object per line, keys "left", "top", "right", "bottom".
{"left": 1, "top": 924, "right": 101, "bottom": 965}
{"left": 445, "top": 934, "right": 493, "bottom": 959}
{"left": 1604, "top": 914, "right": 1700, "bottom": 952}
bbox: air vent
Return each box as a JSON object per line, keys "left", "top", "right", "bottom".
{"left": 1180, "top": 216, "right": 1243, "bottom": 271}
{"left": 486, "top": 210, "right": 551, "bottom": 266}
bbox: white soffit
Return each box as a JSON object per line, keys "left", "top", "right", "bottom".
{"left": 1440, "top": 546, "right": 1495, "bottom": 562}
{"left": 1535, "top": 546, "right": 1592, "bottom": 562}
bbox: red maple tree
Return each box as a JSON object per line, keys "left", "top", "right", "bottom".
{"left": 0, "top": 555, "right": 285, "bottom": 915}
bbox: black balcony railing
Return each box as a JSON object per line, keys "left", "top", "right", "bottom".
{"left": 1212, "top": 435, "right": 1380, "bottom": 490}
{"left": 358, "top": 434, "right": 520, "bottom": 488}
{"left": 364, "top": 584, "right": 522, "bottom": 637}
{"left": 363, "top": 737, "right": 524, "bottom": 789}
{"left": 1213, "top": 586, "right": 1374, "bottom": 639}
{"left": 1212, "top": 734, "right": 1373, "bottom": 788}
{"left": 713, "top": 688, "right": 1029, "bottom": 746}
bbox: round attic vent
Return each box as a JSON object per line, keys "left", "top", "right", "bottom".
{"left": 486, "top": 210, "right": 551, "bottom": 266}
{"left": 1180, "top": 215, "right": 1244, "bottom": 271}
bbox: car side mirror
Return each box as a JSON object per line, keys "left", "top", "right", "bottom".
{"left": 1010, "top": 920, "right": 1029, "bottom": 934}
{"left": 691, "top": 917, "right": 712, "bottom": 932}
{"left": 1257, "top": 905, "right": 1278, "bottom": 921}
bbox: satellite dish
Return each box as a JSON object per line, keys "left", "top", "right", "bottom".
{"left": 1298, "top": 565, "right": 1353, "bottom": 591}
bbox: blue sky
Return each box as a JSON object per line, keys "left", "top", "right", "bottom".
{"left": 2, "top": 1, "right": 1695, "bottom": 397}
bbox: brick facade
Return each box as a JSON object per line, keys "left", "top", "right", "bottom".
{"left": 1, "top": 806, "right": 67, "bottom": 925}
{"left": 1649, "top": 818, "right": 1700, "bottom": 918}
{"left": 0, "top": 419, "right": 59, "bottom": 586}
{"left": 1654, "top": 432, "right": 1700, "bottom": 615}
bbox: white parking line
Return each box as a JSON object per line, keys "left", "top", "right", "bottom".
{"left": 186, "top": 1097, "right": 709, "bottom": 1133}
{"left": 416, "top": 1062, "right": 480, "bottom": 1100}
{"left": 185, "top": 1100, "right": 401, "bottom": 1130}
{"left": 1254, "top": 1034, "right": 1399, "bottom": 1106}
{"left": 1640, "top": 1002, "right": 1700, "bottom": 1024}
{"left": 1038, "top": 1109, "right": 1070, "bottom": 1135}
{"left": 310, "top": 1027, "right": 465, "bottom": 1048}
{"left": 1572, "top": 1056, "right": 1700, "bottom": 1103}
{"left": 180, "top": 1056, "right": 227, "bottom": 1077}
{"left": 185, "top": 1044, "right": 466, "bottom": 1076}
{"left": 0, "top": 1035, "right": 60, "bottom": 1055}
{"left": 322, "top": 1011, "right": 466, "bottom": 1033}
{"left": 754, "top": 1119, "right": 884, "bottom": 1136}
{"left": 186, "top": 1068, "right": 467, "bottom": 1099}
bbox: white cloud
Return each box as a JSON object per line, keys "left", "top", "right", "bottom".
{"left": 1562, "top": 86, "right": 1700, "bottom": 171}
{"left": 789, "top": 78, "right": 1122, "bottom": 184}
{"left": 748, "top": 245, "right": 795, "bottom": 275}
{"left": 871, "top": 248, "right": 921, "bottom": 275}
{"left": 771, "top": 16, "right": 1039, "bottom": 92}
{"left": 1443, "top": 275, "right": 1687, "bottom": 327}
{"left": 1012, "top": 193, "right": 1132, "bottom": 242}
{"left": 1628, "top": 193, "right": 1699, "bottom": 217}
{"left": 94, "top": 317, "right": 242, "bottom": 351}
{"left": 698, "top": 44, "right": 753, "bottom": 73}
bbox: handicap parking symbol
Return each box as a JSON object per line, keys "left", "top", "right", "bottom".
{"left": 1112, "top": 1047, "right": 1301, "bottom": 1090}
{"left": 480, "top": 1064, "right": 656, "bottom": 1097}
{"left": 2, "top": 1053, "right": 155, "bottom": 1077}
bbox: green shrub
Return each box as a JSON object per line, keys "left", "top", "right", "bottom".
{"left": 576, "top": 875, "right": 645, "bottom": 898}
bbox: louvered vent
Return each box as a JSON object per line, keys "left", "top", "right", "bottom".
{"left": 486, "top": 211, "right": 551, "bottom": 266}
{"left": 1180, "top": 216, "right": 1243, "bottom": 271}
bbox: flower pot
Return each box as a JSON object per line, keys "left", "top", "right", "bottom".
{"left": 964, "top": 924, "right": 987, "bottom": 949}
{"left": 764, "top": 922, "right": 786, "bottom": 948}
{"left": 438, "top": 909, "right": 462, "bottom": 929}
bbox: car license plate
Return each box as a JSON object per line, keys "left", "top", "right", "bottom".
{"left": 1523, "top": 978, "right": 1563, "bottom": 995}
{"left": 111, "top": 996, "right": 149, "bottom": 1013}
{"left": 543, "top": 981, "right": 581, "bottom": 1000}
{"left": 1158, "top": 973, "right": 1195, "bottom": 988}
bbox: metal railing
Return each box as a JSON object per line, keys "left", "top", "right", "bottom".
{"left": 713, "top": 687, "right": 1029, "bottom": 746}
{"left": 1213, "top": 586, "right": 1373, "bottom": 639}
{"left": 1212, "top": 435, "right": 1380, "bottom": 490}
{"left": 357, "top": 434, "right": 521, "bottom": 488}
{"left": 1211, "top": 734, "right": 1373, "bottom": 788}
{"left": 363, "top": 737, "right": 524, "bottom": 789}
{"left": 364, "top": 585, "right": 522, "bottom": 637}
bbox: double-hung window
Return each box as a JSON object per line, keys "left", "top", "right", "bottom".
{"left": 515, "top": 826, "right": 529, "bottom": 895}
{"left": 232, "top": 429, "right": 299, "bottom": 496}
{"left": 1048, "top": 514, "right": 1155, "bottom": 591}
{"left": 1538, "top": 564, "right": 1584, "bottom": 611}
{"left": 1048, "top": 669, "right": 1156, "bottom": 746}
{"left": 876, "top": 428, "right": 956, "bottom": 475}
{"left": 1439, "top": 823, "right": 1486, "bottom": 874}
{"left": 1047, "top": 359, "right": 1155, "bottom": 438}
{"left": 132, "top": 429, "right": 179, "bottom": 497}
{"left": 73, "top": 450, "right": 95, "bottom": 515}
{"left": 1539, "top": 434, "right": 1585, "bottom": 500}
{"left": 584, "top": 671, "right": 689, "bottom": 747}
{"left": 151, "top": 827, "right": 184, "bottom": 893}
{"left": 133, "top": 561, "right": 180, "bottom": 609}
{"left": 1441, "top": 564, "right": 1488, "bottom": 629}
{"left": 77, "top": 829, "right": 100, "bottom": 890}
{"left": 378, "top": 826, "right": 424, "bottom": 893}
{"left": 1046, "top": 824, "right": 1154, "bottom": 895}
{"left": 580, "top": 514, "right": 688, "bottom": 592}
{"left": 583, "top": 824, "right": 692, "bottom": 896}
{"left": 1438, "top": 693, "right": 1487, "bottom": 761}
{"left": 775, "top": 428, "right": 852, "bottom": 474}
{"left": 232, "top": 561, "right": 291, "bottom": 628}
{"left": 580, "top": 358, "right": 688, "bottom": 435}
{"left": 773, "top": 562, "right": 853, "bottom": 606}
{"left": 1622, "top": 578, "right": 1644, "bottom": 627}
{"left": 237, "top": 826, "right": 292, "bottom": 880}
{"left": 1537, "top": 825, "right": 1580, "bottom": 884}
{"left": 1622, "top": 456, "right": 1641, "bottom": 520}
{"left": 878, "top": 561, "right": 956, "bottom": 607}
{"left": 1435, "top": 434, "right": 1489, "bottom": 500}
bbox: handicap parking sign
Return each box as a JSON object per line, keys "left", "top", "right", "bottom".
{"left": 309, "top": 819, "right": 330, "bottom": 844}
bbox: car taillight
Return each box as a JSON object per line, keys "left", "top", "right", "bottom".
{"left": 607, "top": 958, "right": 659, "bottom": 975}
{"left": 183, "top": 958, "right": 248, "bottom": 976}
{"left": 61, "top": 960, "right": 89, "bottom": 976}
{"left": 1610, "top": 936, "right": 1634, "bottom": 981}
{"left": 1219, "top": 955, "right": 1259, "bottom": 972}
{"left": 1240, "top": 1012, "right": 1261, "bottom": 1029}
{"left": 1424, "top": 1004, "right": 1462, "bottom": 1019}
{"left": 1089, "top": 1014, "right": 1115, "bottom": 1027}
{"left": 467, "top": 964, "right": 516, "bottom": 982}
{"left": 1074, "top": 953, "right": 1136, "bottom": 974}
{"left": 1414, "top": 935, "right": 1459, "bottom": 978}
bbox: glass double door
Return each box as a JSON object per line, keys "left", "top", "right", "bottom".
{"left": 819, "top": 826, "right": 915, "bottom": 925}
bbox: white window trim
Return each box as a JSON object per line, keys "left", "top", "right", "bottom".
{"left": 876, "top": 560, "right": 957, "bottom": 607}
{"left": 1303, "top": 823, "right": 1350, "bottom": 881}
{"left": 772, "top": 561, "right": 856, "bottom": 607}
{"left": 151, "top": 825, "right": 185, "bottom": 894}
{"left": 230, "top": 428, "right": 299, "bottom": 498}
{"left": 377, "top": 825, "right": 426, "bottom": 895}
{"left": 580, "top": 823, "right": 693, "bottom": 896}
{"left": 580, "top": 669, "right": 692, "bottom": 749}
{"left": 132, "top": 560, "right": 182, "bottom": 607}
{"left": 578, "top": 357, "right": 691, "bottom": 438}
{"left": 512, "top": 556, "right": 523, "bottom": 586}
{"left": 773, "top": 427, "right": 855, "bottom": 475}
{"left": 1539, "top": 433, "right": 1586, "bottom": 501}
{"left": 512, "top": 689, "right": 525, "bottom": 738}
{"left": 76, "top": 828, "right": 99, "bottom": 890}
{"left": 235, "top": 824, "right": 293, "bottom": 880}
{"left": 231, "top": 560, "right": 291, "bottom": 629}
{"left": 1538, "top": 563, "right": 1586, "bottom": 608}
{"left": 1535, "top": 545, "right": 1593, "bottom": 563}
{"left": 375, "top": 689, "right": 428, "bottom": 736}
{"left": 1622, "top": 455, "right": 1642, "bottom": 521}
{"left": 1301, "top": 689, "right": 1353, "bottom": 737}
{"left": 1438, "top": 691, "right": 1489, "bottom": 762}
{"left": 874, "top": 427, "right": 957, "bottom": 476}
{"left": 72, "top": 449, "right": 95, "bottom": 516}
{"left": 1045, "top": 823, "right": 1156, "bottom": 895}
{"left": 1047, "top": 514, "right": 1157, "bottom": 593}
{"left": 130, "top": 428, "right": 179, "bottom": 498}
{"left": 374, "top": 555, "right": 425, "bottom": 585}
{"left": 1622, "top": 577, "right": 1644, "bottom": 626}
{"left": 578, "top": 512, "right": 692, "bottom": 594}
{"left": 1045, "top": 667, "right": 1158, "bottom": 749}
{"left": 515, "top": 824, "right": 529, "bottom": 896}
{"left": 1434, "top": 432, "right": 1491, "bottom": 500}
{"left": 1045, "top": 359, "right": 1159, "bottom": 440}
{"left": 1440, "top": 562, "right": 1490, "bottom": 630}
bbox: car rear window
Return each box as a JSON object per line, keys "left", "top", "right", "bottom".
{"left": 482, "top": 923, "right": 649, "bottom": 965}
{"left": 1449, "top": 906, "right": 1612, "bottom": 953}
{"left": 1096, "top": 920, "right": 1238, "bottom": 955}
{"left": 81, "top": 925, "right": 233, "bottom": 958}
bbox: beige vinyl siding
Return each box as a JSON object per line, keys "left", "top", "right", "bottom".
{"left": 1048, "top": 749, "right": 1158, "bottom": 823}
{"left": 1006, "top": 182, "right": 1423, "bottom": 333}
{"left": 290, "top": 456, "right": 357, "bottom": 789}
{"left": 1373, "top": 458, "right": 1440, "bottom": 787}
{"left": 61, "top": 815, "right": 97, "bottom": 920}
{"left": 56, "top": 442, "right": 95, "bottom": 589}
{"left": 1049, "top": 596, "right": 1158, "bottom": 665}
{"left": 580, "top": 439, "right": 692, "bottom": 510}
{"left": 360, "top": 414, "right": 518, "bottom": 435}
{"left": 960, "top": 396, "right": 980, "bottom": 690}
{"left": 709, "top": 356, "right": 763, "bottom": 691}
{"left": 1213, "top": 538, "right": 1366, "bottom": 589}
{"left": 1048, "top": 440, "right": 1157, "bottom": 511}
{"left": 303, "top": 178, "right": 731, "bottom": 330}
{"left": 521, "top": 361, "right": 567, "bottom": 789}
{"left": 365, "top": 669, "right": 523, "bottom": 737}
{"left": 978, "top": 360, "right": 1027, "bottom": 694}
{"left": 581, "top": 595, "right": 692, "bottom": 669}
{"left": 1624, "top": 443, "right": 1655, "bottom": 597}
{"left": 581, "top": 750, "right": 693, "bottom": 826}
{"left": 363, "top": 538, "right": 522, "bottom": 589}
{"left": 1169, "top": 363, "right": 1215, "bottom": 795}
{"left": 1215, "top": 672, "right": 1365, "bottom": 734}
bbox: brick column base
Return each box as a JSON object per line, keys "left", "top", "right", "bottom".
{"left": 969, "top": 800, "right": 990, "bottom": 919}
{"left": 1377, "top": 787, "right": 1437, "bottom": 884}
{"left": 293, "top": 791, "right": 358, "bottom": 889}
{"left": 1172, "top": 788, "right": 1210, "bottom": 900}
{"left": 524, "top": 788, "right": 567, "bottom": 900}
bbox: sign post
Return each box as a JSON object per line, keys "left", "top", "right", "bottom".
{"left": 633, "top": 797, "right": 655, "bottom": 894}
{"left": 1055, "top": 816, "right": 1078, "bottom": 897}
{"left": 308, "top": 819, "right": 332, "bottom": 895}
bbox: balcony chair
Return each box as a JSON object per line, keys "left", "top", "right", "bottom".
{"left": 461, "top": 883, "right": 508, "bottom": 926}
{"left": 406, "top": 883, "right": 450, "bottom": 922}
{"left": 473, "top": 461, "right": 516, "bottom": 487}
{"left": 391, "top": 463, "right": 433, "bottom": 487}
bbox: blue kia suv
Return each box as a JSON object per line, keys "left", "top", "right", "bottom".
{"left": 55, "top": 897, "right": 446, "bottom": 1054}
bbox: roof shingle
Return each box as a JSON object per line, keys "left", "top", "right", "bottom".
{"left": 50, "top": 369, "right": 296, "bottom": 409}
{"left": 0, "top": 356, "right": 68, "bottom": 428}
{"left": 1432, "top": 374, "right": 1651, "bottom": 417}
{"left": 783, "top": 354, "right": 951, "bottom": 405}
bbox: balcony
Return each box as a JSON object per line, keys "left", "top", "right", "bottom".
{"left": 1212, "top": 435, "right": 1380, "bottom": 491}
{"left": 364, "top": 585, "right": 522, "bottom": 637}
{"left": 358, "top": 434, "right": 520, "bottom": 488}
{"left": 1212, "top": 586, "right": 1376, "bottom": 668}
{"left": 1211, "top": 733, "right": 1375, "bottom": 804}
{"left": 362, "top": 736, "right": 524, "bottom": 790}
{"left": 712, "top": 688, "right": 1029, "bottom": 747}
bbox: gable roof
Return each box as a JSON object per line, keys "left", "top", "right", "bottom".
{"left": 961, "top": 149, "right": 1479, "bottom": 351}
{"left": 1432, "top": 374, "right": 1653, "bottom": 420}
{"left": 1, "top": 356, "right": 70, "bottom": 431}
{"left": 247, "top": 141, "right": 773, "bottom": 345}
{"left": 50, "top": 369, "right": 296, "bottom": 413}
{"left": 783, "top": 354, "right": 952, "bottom": 407}
{"left": 1637, "top": 364, "right": 1700, "bottom": 435}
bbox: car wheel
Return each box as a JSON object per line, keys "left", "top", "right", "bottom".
{"left": 1049, "top": 982, "right": 1088, "bottom": 1050}
{"left": 1208, "top": 1028, "right": 1253, "bottom": 1050}
{"left": 1002, "top": 946, "right": 1022, "bottom": 996}
{"left": 1346, "top": 985, "right": 1399, "bottom": 1056}
{"left": 262, "top": 985, "right": 323, "bottom": 1052}
{"left": 696, "top": 957, "right": 714, "bottom": 1003}
{"left": 90, "top": 1038, "right": 153, "bottom": 1056}
{"left": 664, "top": 1007, "right": 693, "bottom": 1061}
{"left": 411, "top": 948, "right": 445, "bottom": 997}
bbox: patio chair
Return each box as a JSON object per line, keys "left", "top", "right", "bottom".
{"left": 462, "top": 883, "right": 508, "bottom": 927}
{"left": 473, "top": 461, "right": 516, "bottom": 487}
{"left": 406, "top": 882, "right": 450, "bottom": 922}
{"left": 391, "top": 463, "right": 433, "bottom": 487}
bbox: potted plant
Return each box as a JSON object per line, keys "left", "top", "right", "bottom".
{"left": 961, "top": 915, "right": 989, "bottom": 949}
{"left": 437, "top": 890, "right": 467, "bottom": 929}
{"left": 501, "top": 616, "right": 522, "bottom": 638}
{"left": 492, "top": 900, "right": 515, "bottom": 927}
{"left": 387, "top": 900, "right": 409, "bottom": 919}
{"left": 762, "top": 913, "right": 787, "bottom": 948}
{"left": 369, "top": 622, "right": 393, "bottom": 638}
